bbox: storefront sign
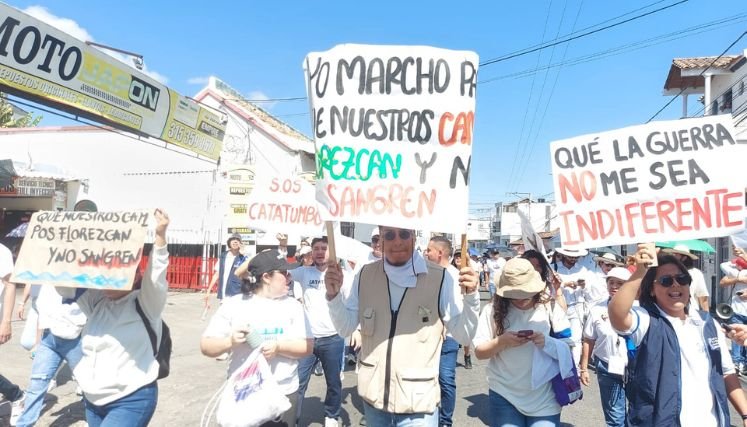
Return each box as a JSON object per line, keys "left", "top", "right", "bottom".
{"left": 0, "top": 4, "right": 226, "bottom": 160}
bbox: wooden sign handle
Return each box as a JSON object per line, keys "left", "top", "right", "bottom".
{"left": 325, "top": 221, "right": 337, "bottom": 261}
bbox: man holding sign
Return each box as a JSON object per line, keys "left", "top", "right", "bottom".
{"left": 306, "top": 44, "right": 479, "bottom": 426}
{"left": 324, "top": 226, "right": 480, "bottom": 425}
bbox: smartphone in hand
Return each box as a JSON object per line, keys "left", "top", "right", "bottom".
{"left": 516, "top": 330, "right": 533, "bottom": 338}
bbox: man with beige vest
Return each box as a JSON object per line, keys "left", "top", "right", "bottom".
{"left": 325, "top": 226, "right": 480, "bottom": 426}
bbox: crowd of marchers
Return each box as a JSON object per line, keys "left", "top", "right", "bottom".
{"left": 4, "top": 219, "right": 747, "bottom": 427}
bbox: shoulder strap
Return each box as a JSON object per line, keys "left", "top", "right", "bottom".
{"left": 135, "top": 299, "right": 158, "bottom": 356}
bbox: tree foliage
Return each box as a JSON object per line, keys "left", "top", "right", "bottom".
{"left": 0, "top": 95, "right": 42, "bottom": 128}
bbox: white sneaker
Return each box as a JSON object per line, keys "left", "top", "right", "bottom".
{"left": 324, "top": 417, "right": 339, "bottom": 427}
{"left": 10, "top": 392, "right": 25, "bottom": 426}
{"left": 47, "top": 379, "right": 57, "bottom": 392}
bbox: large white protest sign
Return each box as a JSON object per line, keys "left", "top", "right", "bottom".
{"left": 304, "top": 44, "right": 478, "bottom": 233}
{"left": 551, "top": 115, "right": 746, "bottom": 249}
{"left": 11, "top": 211, "right": 150, "bottom": 290}
{"left": 245, "top": 175, "right": 324, "bottom": 236}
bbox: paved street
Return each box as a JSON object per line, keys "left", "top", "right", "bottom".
{"left": 1, "top": 292, "right": 745, "bottom": 426}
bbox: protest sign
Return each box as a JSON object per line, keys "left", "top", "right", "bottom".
{"left": 550, "top": 115, "right": 746, "bottom": 249}
{"left": 245, "top": 175, "right": 324, "bottom": 236}
{"left": 304, "top": 44, "right": 478, "bottom": 233}
{"left": 11, "top": 210, "right": 150, "bottom": 289}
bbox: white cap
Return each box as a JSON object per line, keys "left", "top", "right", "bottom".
{"left": 605, "top": 267, "right": 632, "bottom": 281}
{"left": 371, "top": 228, "right": 380, "bottom": 239}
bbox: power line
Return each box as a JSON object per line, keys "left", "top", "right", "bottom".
{"left": 6, "top": 96, "right": 215, "bottom": 164}
{"left": 479, "top": 0, "right": 688, "bottom": 67}
{"left": 646, "top": 30, "right": 747, "bottom": 123}
{"left": 479, "top": 12, "right": 747, "bottom": 85}
{"left": 510, "top": 0, "right": 585, "bottom": 192}
{"left": 506, "top": 0, "right": 556, "bottom": 190}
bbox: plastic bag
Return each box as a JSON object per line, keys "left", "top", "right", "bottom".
{"left": 216, "top": 347, "right": 291, "bottom": 427}
{"left": 20, "top": 304, "right": 39, "bottom": 351}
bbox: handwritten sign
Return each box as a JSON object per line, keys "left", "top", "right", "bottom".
{"left": 550, "top": 115, "right": 746, "bottom": 249}
{"left": 245, "top": 175, "right": 324, "bottom": 236}
{"left": 304, "top": 44, "right": 478, "bottom": 233}
{"left": 11, "top": 211, "right": 150, "bottom": 289}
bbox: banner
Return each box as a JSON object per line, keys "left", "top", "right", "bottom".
{"left": 0, "top": 4, "right": 225, "bottom": 160}
{"left": 304, "top": 44, "right": 478, "bottom": 233}
{"left": 551, "top": 115, "right": 746, "bottom": 249}
{"left": 11, "top": 210, "right": 150, "bottom": 289}
{"left": 245, "top": 175, "right": 324, "bottom": 236}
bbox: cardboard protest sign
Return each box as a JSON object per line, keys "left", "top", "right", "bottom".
{"left": 11, "top": 211, "right": 150, "bottom": 289}
{"left": 304, "top": 44, "right": 478, "bottom": 233}
{"left": 245, "top": 175, "right": 324, "bottom": 236}
{"left": 551, "top": 115, "right": 746, "bottom": 249}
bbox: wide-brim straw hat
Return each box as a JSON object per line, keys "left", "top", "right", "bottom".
{"left": 555, "top": 247, "right": 588, "bottom": 257}
{"left": 495, "top": 258, "right": 546, "bottom": 299}
{"left": 661, "top": 244, "right": 698, "bottom": 260}
{"left": 593, "top": 252, "right": 625, "bottom": 267}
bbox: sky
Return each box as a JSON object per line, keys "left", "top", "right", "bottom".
{"left": 6, "top": 0, "right": 747, "bottom": 219}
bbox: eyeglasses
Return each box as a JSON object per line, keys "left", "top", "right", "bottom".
{"left": 655, "top": 273, "right": 692, "bottom": 287}
{"left": 272, "top": 270, "right": 290, "bottom": 277}
{"left": 382, "top": 229, "right": 412, "bottom": 241}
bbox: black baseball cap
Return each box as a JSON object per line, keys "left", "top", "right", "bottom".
{"left": 248, "top": 250, "right": 298, "bottom": 277}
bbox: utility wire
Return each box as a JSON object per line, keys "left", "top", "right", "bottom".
{"left": 508, "top": 0, "right": 571, "bottom": 192}
{"left": 511, "top": 0, "right": 585, "bottom": 192}
{"left": 479, "top": 0, "right": 688, "bottom": 67}
{"left": 506, "top": 1, "right": 556, "bottom": 190}
{"left": 479, "top": 12, "right": 747, "bottom": 85}
{"left": 646, "top": 30, "right": 747, "bottom": 122}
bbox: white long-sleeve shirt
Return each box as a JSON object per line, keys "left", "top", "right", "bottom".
{"left": 59, "top": 244, "right": 169, "bottom": 405}
{"left": 328, "top": 263, "right": 480, "bottom": 347}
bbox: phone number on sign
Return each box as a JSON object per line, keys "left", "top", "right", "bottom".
{"left": 166, "top": 122, "right": 218, "bottom": 153}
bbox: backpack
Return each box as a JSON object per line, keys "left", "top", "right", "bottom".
{"left": 135, "top": 299, "right": 172, "bottom": 379}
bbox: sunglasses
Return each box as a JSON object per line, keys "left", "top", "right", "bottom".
{"left": 655, "top": 273, "right": 692, "bottom": 287}
{"left": 271, "top": 270, "right": 290, "bottom": 277}
{"left": 600, "top": 262, "right": 616, "bottom": 268}
{"left": 382, "top": 229, "right": 412, "bottom": 241}
{"left": 371, "top": 236, "right": 380, "bottom": 244}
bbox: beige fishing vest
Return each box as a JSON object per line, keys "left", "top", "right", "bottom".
{"left": 356, "top": 260, "right": 446, "bottom": 414}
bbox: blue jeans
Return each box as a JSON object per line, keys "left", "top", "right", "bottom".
{"left": 438, "top": 336, "right": 459, "bottom": 426}
{"left": 595, "top": 358, "right": 626, "bottom": 427}
{"left": 730, "top": 313, "right": 747, "bottom": 365}
{"left": 488, "top": 390, "right": 560, "bottom": 427}
{"left": 16, "top": 330, "right": 83, "bottom": 427}
{"left": 363, "top": 401, "right": 438, "bottom": 427}
{"left": 84, "top": 382, "right": 158, "bottom": 427}
{"left": 296, "top": 334, "right": 344, "bottom": 419}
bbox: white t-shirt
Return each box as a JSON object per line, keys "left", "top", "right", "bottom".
{"left": 688, "top": 268, "right": 709, "bottom": 310}
{"left": 616, "top": 305, "right": 734, "bottom": 427}
{"left": 213, "top": 253, "right": 236, "bottom": 295}
{"left": 290, "top": 265, "right": 338, "bottom": 338}
{"left": 486, "top": 257, "right": 505, "bottom": 282}
{"left": 36, "top": 285, "right": 87, "bottom": 339}
{"left": 203, "top": 293, "right": 312, "bottom": 395}
{"left": 473, "top": 302, "right": 569, "bottom": 417}
{"left": 721, "top": 262, "right": 747, "bottom": 315}
{"left": 554, "top": 262, "right": 594, "bottom": 319}
{"left": 0, "top": 243, "right": 14, "bottom": 320}
{"left": 583, "top": 300, "right": 627, "bottom": 365}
